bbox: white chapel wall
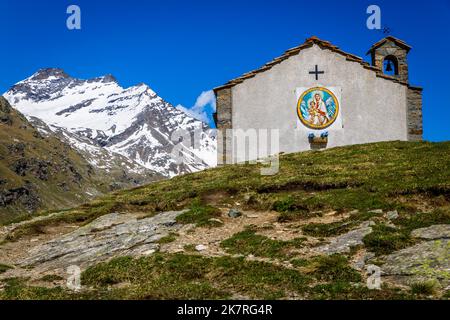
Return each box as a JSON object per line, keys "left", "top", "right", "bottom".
{"left": 230, "top": 44, "right": 408, "bottom": 160}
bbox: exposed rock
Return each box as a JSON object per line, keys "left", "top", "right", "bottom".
{"left": 411, "top": 224, "right": 450, "bottom": 240}
{"left": 195, "top": 244, "right": 208, "bottom": 252}
{"left": 0, "top": 183, "right": 40, "bottom": 211}
{"left": 19, "top": 210, "right": 187, "bottom": 271}
{"left": 208, "top": 218, "right": 224, "bottom": 224}
{"left": 369, "top": 209, "right": 383, "bottom": 214}
{"left": 352, "top": 252, "right": 375, "bottom": 271}
{"left": 381, "top": 239, "right": 450, "bottom": 287}
{"left": 228, "top": 209, "right": 242, "bottom": 218}
{"left": 7, "top": 142, "right": 26, "bottom": 157}
{"left": 385, "top": 210, "right": 399, "bottom": 220}
{"left": 315, "top": 221, "right": 374, "bottom": 254}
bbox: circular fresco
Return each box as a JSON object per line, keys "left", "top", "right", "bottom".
{"left": 297, "top": 87, "right": 339, "bottom": 129}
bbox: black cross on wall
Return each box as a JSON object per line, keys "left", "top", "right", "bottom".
{"left": 309, "top": 65, "right": 324, "bottom": 80}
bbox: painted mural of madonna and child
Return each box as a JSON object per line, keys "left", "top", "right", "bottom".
{"left": 297, "top": 87, "right": 339, "bottom": 129}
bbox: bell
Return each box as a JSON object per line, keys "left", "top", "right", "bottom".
{"left": 385, "top": 60, "right": 393, "bottom": 72}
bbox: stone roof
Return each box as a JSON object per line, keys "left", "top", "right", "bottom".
{"left": 367, "top": 36, "right": 412, "bottom": 54}
{"left": 214, "top": 36, "right": 420, "bottom": 92}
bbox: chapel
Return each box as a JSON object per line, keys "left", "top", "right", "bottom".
{"left": 213, "top": 36, "right": 423, "bottom": 164}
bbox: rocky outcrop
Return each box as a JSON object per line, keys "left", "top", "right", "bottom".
{"left": 411, "top": 225, "right": 450, "bottom": 240}
{"left": 379, "top": 224, "right": 450, "bottom": 288}
{"left": 315, "top": 221, "right": 374, "bottom": 255}
{"left": 0, "top": 183, "right": 40, "bottom": 212}
{"left": 19, "top": 210, "right": 187, "bottom": 271}
{"left": 381, "top": 239, "right": 450, "bottom": 287}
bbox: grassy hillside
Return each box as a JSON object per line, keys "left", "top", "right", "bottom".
{"left": 12, "top": 139, "right": 448, "bottom": 228}
{"left": 0, "top": 97, "right": 109, "bottom": 223}
{"left": 1, "top": 140, "right": 449, "bottom": 300}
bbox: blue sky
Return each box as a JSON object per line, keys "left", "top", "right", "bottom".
{"left": 1, "top": 0, "right": 449, "bottom": 141}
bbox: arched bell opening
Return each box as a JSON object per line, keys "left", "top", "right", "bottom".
{"left": 383, "top": 55, "right": 399, "bottom": 76}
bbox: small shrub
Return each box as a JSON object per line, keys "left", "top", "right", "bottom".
{"left": 410, "top": 280, "right": 437, "bottom": 295}
{"left": 272, "top": 197, "right": 296, "bottom": 212}
{"left": 363, "top": 224, "right": 414, "bottom": 255}
{"left": 310, "top": 254, "right": 361, "bottom": 283}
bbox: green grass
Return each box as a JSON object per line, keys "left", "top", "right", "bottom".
{"left": 395, "top": 209, "right": 450, "bottom": 231}
{"left": 40, "top": 274, "right": 64, "bottom": 282}
{"left": 81, "top": 253, "right": 312, "bottom": 300}
{"left": 156, "top": 232, "right": 178, "bottom": 244}
{"left": 308, "top": 254, "right": 361, "bottom": 282}
{"left": 1, "top": 252, "right": 428, "bottom": 300}
{"left": 176, "top": 199, "right": 222, "bottom": 227}
{"left": 410, "top": 280, "right": 437, "bottom": 295}
{"left": 0, "top": 263, "right": 13, "bottom": 273}
{"left": 0, "top": 278, "right": 72, "bottom": 300}
{"left": 302, "top": 221, "right": 353, "bottom": 237}
{"left": 310, "top": 282, "right": 410, "bottom": 300}
{"left": 444, "top": 290, "right": 450, "bottom": 299}
{"left": 290, "top": 258, "right": 309, "bottom": 267}
{"left": 220, "top": 228, "right": 305, "bottom": 259}
{"left": 363, "top": 224, "right": 414, "bottom": 255}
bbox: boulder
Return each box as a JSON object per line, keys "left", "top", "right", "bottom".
{"left": 195, "top": 244, "right": 208, "bottom": 252}
{"left": 385, "top": 210, "right": 399, "bottom": 220}
{"left": 228, "top": 209, "right": 242, "bottom": 218}
{"left": 19, "top": 210, "right": 188, "bottom": 271}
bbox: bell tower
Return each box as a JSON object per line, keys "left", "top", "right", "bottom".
{"left": 368, "top": 36, "right": 411, "bottom": 83}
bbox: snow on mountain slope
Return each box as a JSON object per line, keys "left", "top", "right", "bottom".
{"left": 4, "top": 68, "right": 217, "bottom": 177}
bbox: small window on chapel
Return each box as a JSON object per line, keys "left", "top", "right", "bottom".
{"left": 383, "top": 55, "right": 398, "bottom": 76}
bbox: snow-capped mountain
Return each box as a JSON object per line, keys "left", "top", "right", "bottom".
{"left": 4, "top": 68, "right": 217, "bottom": 177}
